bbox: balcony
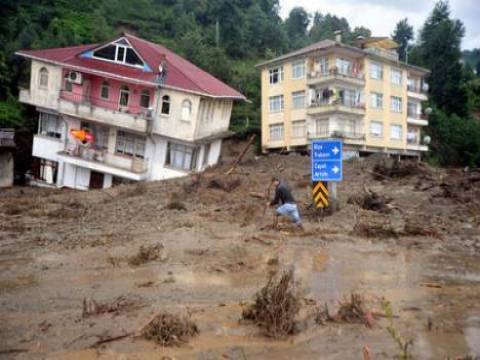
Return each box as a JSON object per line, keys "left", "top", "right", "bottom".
{"left": 407, "top": 84, "right": 428, "bottom": 101}
{"left": 19, "top": 88, "right": 60, "bottom": 110}
{"left": 57, "top": 144, "right": 148, "bottom": 181}
{"left": 364, "top": 47, "right": 399, "bottom": 61}
{"left": 308, "top": 98, "right": 365, "bottom": 116}
{"left": 58, "top": 91, "right": 151, "bottom": 133}
{"left": 407, "top": 112, "right": 429, "bottom": 126}
{"left": 32, "top": 135, "right": 64, "bottom": 160}
{"left": 307, "top": 68, "right": 365, "bottom": 87}
{"left": 309, "top": 130, "right": 365, "bottom": 146}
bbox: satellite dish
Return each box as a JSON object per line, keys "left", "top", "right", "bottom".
{"left": 423, "top": 135, "right": 431, "bottom": 145}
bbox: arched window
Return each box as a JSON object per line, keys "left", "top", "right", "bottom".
{"left": 161, "top": 95, "right": 170, "bottom": 115}
{"left": 100, "top": 81, "right": 110, "bottom": 99}
{"left": 181, "top": 99, "right": 192, "bottom": 121}
{"left": 39, "top": 67, "right": 49, "bottom": 88}
{"left": 140, "top": 89, "right": 150, "bottom": 108}
{"left": 119, "top": 85, "right": 130, "bottom": 107}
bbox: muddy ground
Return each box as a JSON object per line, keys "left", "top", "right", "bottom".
{"left": 1, "top": 140, "right": 480, "bottom": 359}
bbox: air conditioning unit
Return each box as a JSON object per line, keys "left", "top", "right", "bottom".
{"left": 67, "top": 71, "right": 83, "bottom": 84}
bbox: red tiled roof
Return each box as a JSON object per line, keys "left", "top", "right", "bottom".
{"left": 16, "top": 34, "right": 245, "bottom": 99}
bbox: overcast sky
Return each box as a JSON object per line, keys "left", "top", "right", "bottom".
{"left": 280, "top": 0, "right": 479, "bottom": 49}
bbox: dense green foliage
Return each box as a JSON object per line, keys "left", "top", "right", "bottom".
{"left": 0, "top": 0, "right": 478, "bottom": 166}
{"left": 392, "top": 18, "right": 414, "bottom": 62}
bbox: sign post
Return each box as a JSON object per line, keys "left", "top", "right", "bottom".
{"left": 311, "top": 140, "right": 343, "bottom": 210}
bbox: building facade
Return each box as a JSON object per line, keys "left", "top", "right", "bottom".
{"left": 17, "top": 34, "right": 245, "bottom": 190}
{"left": 257, "top": 36, "right": 430, "bottom": 157}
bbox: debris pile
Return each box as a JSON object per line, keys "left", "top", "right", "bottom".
{"left": 336, "top": 293, "right": 368, "bottom": 324}
{"left": 242, "top": 269, "right": 300, "bottom": 338}
{"left": 207, "top": 176, "right": 242, "bottom": 192}
{"left": 142, "top": 312, "right": 198, "bottom": 346}
{"left": 82, "top": 295, "right": 142, "bottom": 317}
{"left": 128, "top": 243, "right": 166, "bottom": 266}
{"left": 373, "top": 158, "right": 427, "bottom": 180}
{"left": 348, "top": 188, "right": 393, "bottom": 213}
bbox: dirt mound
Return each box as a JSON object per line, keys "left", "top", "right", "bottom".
{"left": 373, "top": 158, "right": 429, "bottom": 180}
{"left": 242, "top": 269, "right": 300, "bottom": 338}
{"left": 82, "top": 295, "right": 143, "bottom": 317}
{"left": 207, "top": 176, "right": 242, "bottom": 192}
{"left": 348, "top": 189, "right": 393, "bottom": 213}
{"left": 142, "top": 312, "right": 198, "bottom": 346}
{"left": 128, "top": 243, "right": 166, "bottom": 266}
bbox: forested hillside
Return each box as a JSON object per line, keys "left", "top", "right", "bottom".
{"left": 0, "top": 0, "right": 479, "bottom": 166}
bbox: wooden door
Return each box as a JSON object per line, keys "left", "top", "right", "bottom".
{"left": 89, "top": 171, "right": 104, "bottom": 189}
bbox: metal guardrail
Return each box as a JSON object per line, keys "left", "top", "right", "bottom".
{"left": 313, "top": 130, "right": 365, "bottom": 140}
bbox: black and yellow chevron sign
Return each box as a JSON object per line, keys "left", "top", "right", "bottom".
{"left": 312, "top": 181, "right": 329, "bottom": 208}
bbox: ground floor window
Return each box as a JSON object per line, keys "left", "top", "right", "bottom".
{"left": 115, "top": 131, "right": 146, "bottom": 158}
{"left": 292, "top": 120, "right": 306, "bottom": 138}
{"left": 203, "top": 143, "right": 211, "bottom": 166}
{"left": 32, "top": 158, "right": 58, "bottom": 184}
{"left": 269, "top": 123, "right": 284, "bottom": 141}
{"left": 390, "top": 124, "right": 403, "bottom": 140}
{"left": 165, "top": 142, "right": 199, "bottom": 171}
{"left": 39, "top": 112, "right": 62, "bottom": 139}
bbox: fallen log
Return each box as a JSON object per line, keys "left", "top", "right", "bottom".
{"left": 225, "top": 134, "right": 256, "bottom": 175}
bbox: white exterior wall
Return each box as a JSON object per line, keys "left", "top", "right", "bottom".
{"left": 147, "top": 135, "right": 193, "bottom": 180}
{"left": 28, "top": 61, "right": 63, "bottom": 110}
{"left": 63, "top": 164, "right": 90, "bottom": 190}
{"left": 153, "top": 88, "right": 200, "bottom": 141}
{"left": 194, "top": 100, "right": 232, "bottom": 139}
{"left": 32, "top": 135, "right": 64, "bottom": 161}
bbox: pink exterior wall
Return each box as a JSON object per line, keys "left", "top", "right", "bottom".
{"left": 60, "top": 69, "right": 155, "bottom": 115}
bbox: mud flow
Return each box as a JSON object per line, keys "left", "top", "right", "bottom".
{"left": 1, "top": 142, "right": 479, "bottom": 359}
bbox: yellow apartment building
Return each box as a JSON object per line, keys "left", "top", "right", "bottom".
{"left": 256, "top": 35, "right": 430, "bottom": 157}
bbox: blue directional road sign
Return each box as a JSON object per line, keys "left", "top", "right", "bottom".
{"left": 311, "top": 140, "right": 343, "bottom": 181}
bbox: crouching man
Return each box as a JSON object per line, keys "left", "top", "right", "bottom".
{"left": 267, "top": 177, "right": 303, "bottom": 229}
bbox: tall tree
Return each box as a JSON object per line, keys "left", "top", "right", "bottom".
{"left": 417, "top": 0, "right": 468, "bottom": 117}
{"left": 392, "top": 18, "right": 414, "bottom": 62}
{"left": 284, "top": 7, "right": 310, "bottom": 49}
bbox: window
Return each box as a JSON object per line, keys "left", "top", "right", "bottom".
{"left": 315, "top": 119, "right": 329, "bottom": 136}
{"left": 181, "top": 99, "right": 192, "bottom": 121}
{"left": 140, "top": 89, "right": 150, "bottom": 108}
{"left": 391, "top": 68, "right": 402, "bottom": 85}
{"left": 165, "top": 142, "right": 199, "bottom": 171}
{"left": 292, "top": 60, "right": 305, "bottom": 79}
{"left": 316, "top": 57, "right": 329, "bottom": 75}
{"left": 370, "top": 62, "right": 383, "bottom": 80}
{"left": 115, "top": 131, "right": 146, "bottom": 158}
{"left": 390, "top": 124, "right": 402, "bottom": 140}
{"left": 92, "top": 39, "right": 144, "bottom": 67}
{"left": 336, "top": 58, "right": 352, "bottom": 75}
{"left": 391, "top": 96, "right": 403, "bottom": 113}
{"left": 100, "top": 81, "right": 109, "bottom": 99}
{"left": 38, "top": 113, "right": 62, "bottom": 139}
{"left": 64, "top": 74, "right": 73, "bottom": 92}
{"left": 269, "top": 123, "right": 284, "bottom": 141}
{"left": 269, "top": 95, "right": 284, "bottom": 113}
{"left": 292, "top": 91, "right": 306, "bottom": 109}
{"left": 407, "top": 102, "right": 418, "bottom": 117}
{"left": 81, "top": 122, "right": 108, "bottom": 150}
{"left": 31, "top": 158, "right": 58, "bottom": 184}
{"left": 119, "top": 85, "right": 130, "bottom": 107}
{"left": 203, "top": 143, "right": 211, "bottom": 166}
{"left": 370, "top": 121, "right": 383, "bottom": 138}
{"left": 161, "top": 95, "right": 170, "bottom": 115}
{"left": 370, "top": 92, "right": 383, "bottom": 108}
{"left": 292, "top": 120, "right": 306, "bottom": 138}
{"left": 269, "top": 66, "right": 284, "bottom": 84}
{"left": 39, "top": 67, "right": 49, "bottom": 88}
